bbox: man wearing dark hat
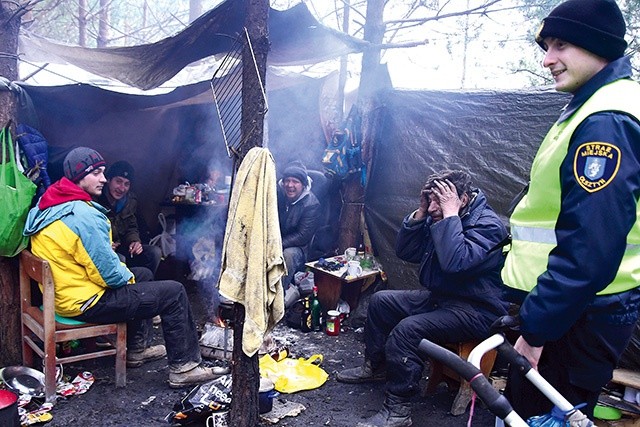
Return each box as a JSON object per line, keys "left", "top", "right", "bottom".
{"left": 24, "top": 147, "right": 226, "bottom": 388}
{"left": 277, "top": 161, "right": 321, "bottom": 292}
{"left": 502, "top": 0, "right": 640, "bottom": 419}
{"left": 97, "top": 160, "right": 161, "bottom": 276}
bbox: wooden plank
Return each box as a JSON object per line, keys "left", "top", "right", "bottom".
{"left": 613, "top": 369, "right": 640, "bottom": 389}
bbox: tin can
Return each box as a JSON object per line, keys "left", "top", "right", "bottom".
{"left": 325, "top": 310, "right": 341, "bottom": 336}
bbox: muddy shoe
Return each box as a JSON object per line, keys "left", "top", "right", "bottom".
{"left": 337, "top": 359, "right": 386, "bottom": 383}
{"left": 126, "top": 345, "right": 167, "bottom": 368}
{"left": 168, "top": 365, "right": 229, "bottom": 389}
{"left": 357, "top": 393, "right": 412, "bottom": 427}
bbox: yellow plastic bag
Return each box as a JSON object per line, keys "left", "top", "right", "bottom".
{"left": 259, "top": 353, "right": 328, "bottom": 393}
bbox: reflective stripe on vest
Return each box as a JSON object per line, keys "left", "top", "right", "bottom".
{"left": 511, "top": 225, "right": 640, "bottom": 252}
{"left": 502, "top": 78, "right": 640, "bottom": 296}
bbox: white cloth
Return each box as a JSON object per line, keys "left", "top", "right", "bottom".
{"left": 218, "top": 147, "right": 285, "bottom": 356}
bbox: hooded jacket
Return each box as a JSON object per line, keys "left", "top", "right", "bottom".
{"left": 23, "top": 177, "right": 134, "bottom": 317}
{"left": 395, "top": 189, "right": 509, "bottom": 315}
{"left": 277, "top": 180, "right": 321, "bottom": 254}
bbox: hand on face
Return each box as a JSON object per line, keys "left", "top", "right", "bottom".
{"left": 429, "top": 179, "right": 464, "bottom": 221}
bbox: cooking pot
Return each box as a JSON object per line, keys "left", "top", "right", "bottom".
{"left": 0, "top": 389, "right": 19, "bottom": 427}
{"left": 258, "top": 377, "right": 279, "bottom": 414}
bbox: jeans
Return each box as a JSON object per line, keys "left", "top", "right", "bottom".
{"left": 364, "top": 289, "right": 499, "bottom": 397}
{"left": 74, "top": 267, "right": 201, "bottom": 373}
{"left": 282, "top": 246, "right": 305, "bottom": 290}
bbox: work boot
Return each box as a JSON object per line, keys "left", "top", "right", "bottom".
{"left": 337, "top": 359, "right": 386, "bottom": 383}
{"left": 357, "top": 392, "right": 412, "bottom": 427}
{"left": 126, "top": 344, "right": 167, "bottom": 368}
{"left": 168, "top": 365, "right": 230, "bottom": 389}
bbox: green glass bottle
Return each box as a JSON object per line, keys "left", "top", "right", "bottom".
{"left": 311, "top": 286, "right": 323, "bottom": 332}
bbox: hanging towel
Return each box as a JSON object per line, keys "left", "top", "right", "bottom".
{"left": 218, "top": 147, "right": 286, "bottom": 357}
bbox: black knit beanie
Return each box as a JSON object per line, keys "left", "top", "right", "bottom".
{"left": 282, "top": 161, "right": 309, "bottom": 186}
{"left": 63, "top": 147, "right": 106, "bottom": 182}
{"left": 106, "top": 160, "right": 135, "bottom": 183}
{"left": 536, "top": 0, "right": 627, "bottom": 61}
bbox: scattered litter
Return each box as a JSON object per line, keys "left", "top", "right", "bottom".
{"left": 57, "top": 371, "right": 95, "bottom": 397}
{"left": 141, "top": 395, "right": 156, "bottom": 406}
{"left": 20, "top": 402, "right": 53, "bottom": 426}
{"left": 259, "top": 398, "right": 306, "bottom": 424}
{"left": 165, "top": 374, "right": 232, "bottom": 425}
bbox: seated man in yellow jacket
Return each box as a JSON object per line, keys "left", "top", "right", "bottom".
{"left": 24, "top": 147, "right": 224, "bottom": 388}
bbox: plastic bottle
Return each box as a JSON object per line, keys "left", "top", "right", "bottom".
{"left": 311, "top": 286, "right": 323, "bottom": 332}
{"left": 300, "top": 297, "right": 312, "bottom": 333}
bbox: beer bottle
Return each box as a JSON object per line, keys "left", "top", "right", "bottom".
{"left": 300, "top": 296, "right": 312, "bottom": 333}
{"left": 311, "top": 286, "right": 323, "bottom": 332}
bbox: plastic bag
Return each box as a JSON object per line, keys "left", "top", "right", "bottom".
{"left": 259, "top": 353, "right": 328, "bottom": 393}
{"left": 149, "top": 213, "right": 176, "bottom": 258}
{"left": 165, "top": 374, "right": 232, "bottom": 425}
{"left": 0, "top": 127, "right": 37, "bottom": 257}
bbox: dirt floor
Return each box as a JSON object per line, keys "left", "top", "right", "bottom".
{"left": 10, "top": 277, "right": 500, "bottom": 427}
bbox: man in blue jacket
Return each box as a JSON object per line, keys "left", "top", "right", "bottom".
{"left": 338, "top": 169, "right": 509, "bottom": 427}
{"left": 502, "top": 0, "right": 640, "bottom": 420}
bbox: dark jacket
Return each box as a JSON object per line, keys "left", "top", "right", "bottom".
{"left": 277, "top": 187, "right": 321, "bottom": 255}
{"left": 395, "top": 189, "right": 509, "bottom": 315}
{"left": 516, "top": 56, "right": 640, "bottom": 347}
{"left": 96, "top": 190, "right": 141, "bottom": 246}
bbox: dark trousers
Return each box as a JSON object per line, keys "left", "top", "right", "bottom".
{"left": 117, "top": 244, "right": 162, "bottom": 277}
{"left": 504, "top": 306, "right": 638, "bottom": 420}
{"left": 74, "top": 267, "right": 201, "bottom": 372}
{"left": 364, "top": 289, "right": 498, "bottom": 397}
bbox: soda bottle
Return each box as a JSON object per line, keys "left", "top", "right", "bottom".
{"left": 300, "top": 297, "right": 312, "bottom": 333}
{"left": 311, "top": 286, "right": 323, "bottom": 332}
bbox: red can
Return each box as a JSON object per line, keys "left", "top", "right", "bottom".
{"left": 325, "top": 310, "right": 341, "bottom": 336}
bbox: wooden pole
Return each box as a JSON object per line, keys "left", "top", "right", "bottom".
{"left": 229, "top": 0, "right": 269, "bottom": 426}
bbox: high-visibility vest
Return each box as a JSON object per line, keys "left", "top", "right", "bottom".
{"left": 502, "top": 79, "right": 640, "bottom": 295}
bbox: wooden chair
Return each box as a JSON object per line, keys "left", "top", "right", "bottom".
{"left": 424, "top": 340, "right": 497, "bottom": 416}
{"left": 19, "top": 250, "right": 127, "bottom": 403}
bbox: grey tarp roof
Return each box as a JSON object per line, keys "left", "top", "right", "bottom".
{"left": 365, "top": 88, "right": 571, "bottom": 290}
{"left": 18, "top": 0, "right": 364, "bottom": 90}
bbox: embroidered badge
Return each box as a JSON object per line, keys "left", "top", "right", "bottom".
{"left": 573, "top": 142, "right": 620, "bottom": 192}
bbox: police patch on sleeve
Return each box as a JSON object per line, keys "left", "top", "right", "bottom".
{"left": 573, "top": 142, "right": 620, "bottom": 193}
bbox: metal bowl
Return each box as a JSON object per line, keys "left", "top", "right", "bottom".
{"left": 0, "top": 366, "right": 45, "bottom": 398}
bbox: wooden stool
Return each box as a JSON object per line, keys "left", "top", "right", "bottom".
{"left": 424, "top": 340, "right": 497, "bottom": 416}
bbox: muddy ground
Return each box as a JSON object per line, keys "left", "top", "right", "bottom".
{"left": 16, "top": 276, "right": 499, "bottom": 427}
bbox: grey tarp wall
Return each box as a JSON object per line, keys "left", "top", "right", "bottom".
{"left": 365, "top": 88, "right": 571, "bottom": 289}
{"left": 17, "top": 72, "right": 329, "bottom": 237}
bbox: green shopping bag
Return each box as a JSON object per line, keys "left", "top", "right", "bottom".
{"left": 0, "top": 127, "right": 37, "bottom": 257}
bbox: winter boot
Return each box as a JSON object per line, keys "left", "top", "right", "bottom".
{"left": 168, "top": 364, "right": 230, "bottom": 389}
{"left": 336, "top": 359, "right": 386, "bottom": 383}
{"left": 126, "top": 344, "right": 167, "bottom": 368}
{"left": 356, "top": 392, "right": 412, "bottom": 427}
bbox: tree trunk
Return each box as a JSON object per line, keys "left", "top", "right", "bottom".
{"left": 229, "top": 1, "right": 269, "bottom": 426}
{"left": 97, "top": 0, "right": 109, "bottom": 47}
{"left": 0, "top": 2, "right": 23, "bottom": 367}
{"left": 338, "top": 0, "right": 385, "bottom": 252}
{"left": 78, "top": 0, "right": 87, "bottom": 47}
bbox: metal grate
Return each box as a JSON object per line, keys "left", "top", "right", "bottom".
{"left": 210, "top": 28, "right": 268, "bottom": 159}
